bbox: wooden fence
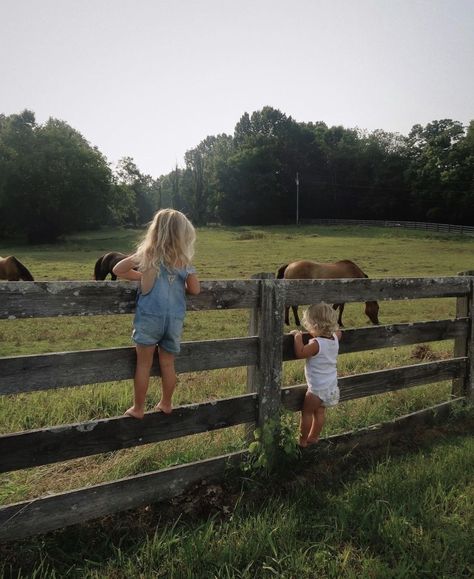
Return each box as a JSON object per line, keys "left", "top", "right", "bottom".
{"left": 303, "top": 218, "right": 474, "bottom": 236}
{"left": 0, "top": 275, "right": 473, "bottom": 540}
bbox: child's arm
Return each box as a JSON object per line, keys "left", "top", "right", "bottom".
{"left": 112, "top": 254, "right": 142, "bottom": 281}
{"left": 290, "top": 330, "right": 319, "bottom": 359}
{"left": 186, "top": 273, "right": 200, "bottom": 295}
{"left": 335, "top": 329, "right": 343, "bottom": 341}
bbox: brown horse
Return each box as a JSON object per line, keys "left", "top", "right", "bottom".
{"left": 94, "top": 252, "right": 130, "bottom": 280}
{"left": 277, "top": 259, "right": 380, "bottom": 327}
{"left": 0, "top": 256, "right": 34, "bottom": 281}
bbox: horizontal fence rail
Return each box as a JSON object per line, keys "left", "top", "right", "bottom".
{"left": 0, "top": 337, "right": 259, "bottom": 395}
{"left": 0, "top": 277, "right": 470, "bottom": 320}
{"left": 0, "top": 280, "right": 260, "bottom": 319}
{"left": 1, "top": 319, "right": 468, "bottom": 396}
{"left": 282, "top": 277, "right": 470, "bottom": 305}
{"left": 0, "top": 394, "right": 258, "bottom": 473}
{"left": 282, "top": 358, "right": 467, "bottom": 411}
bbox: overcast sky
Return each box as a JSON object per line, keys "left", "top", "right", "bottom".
{"left": 1, "top": 0, "right": 473, "bottom": 178}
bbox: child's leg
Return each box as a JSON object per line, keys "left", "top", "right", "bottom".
{"left": 125, "top": 344, "right": 156, "bottom": 418}
{"left": 307, "top": 405, "right": 326, "bottom": 444}
{"left": 299, "top": 392, "right": 322, "bottom": 447}
{"left": 155, "top": 348, "right": 176, "bottom": 414}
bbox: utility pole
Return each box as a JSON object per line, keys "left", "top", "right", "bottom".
{"left": 295, "top": 172, "right": 300, "bottom": 225}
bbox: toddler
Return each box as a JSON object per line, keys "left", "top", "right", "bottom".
{"left": 291, "top": 302, "right": 342, "bottom": 446}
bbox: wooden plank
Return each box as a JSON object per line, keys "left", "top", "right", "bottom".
{"left": 0, "top": 398, "right": 463, "bottom": 542}
{"left": 0, "top": 450, "right": 246, "bottom": 541}
{"left": 0, "top": 280, "right": 260, "bottom": 319}
{"left": 282, "top": 318, "right": 468, "bottom": 360}
{"left": 2, "top": 320, "right": 466, "bottom": 396}
{"left": 281, "top": 358, "right": 467, "bottom": 411}
{"left": 0, "top": 394, "right": 257, "bottom": 473}
{"left": 453, "top": 293, "right": 470, "bottom": 397}
{"left": 256, "top": 278, "right": 285, "bottom": 431}
{"left": 281, "top": 277, "right": 470, "bottom": 306}
{"left": 246, "top": 273, "right": 274, "bottom": 441}
{"left": 0, "top": 337, "right": 258, "bottom": 395}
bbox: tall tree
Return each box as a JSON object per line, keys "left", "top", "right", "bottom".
{"left": 0, "top": 111, "right": 112, "bottom": 242}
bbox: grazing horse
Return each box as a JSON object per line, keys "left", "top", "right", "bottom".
{"left": 0, "top": 256, "right": 34, "bottom": 281}
{"left": 94, "top": 252, "right": 129, "bottom": 280}
{"left": 277, "top": 259, "right": 380, "bottom": 327}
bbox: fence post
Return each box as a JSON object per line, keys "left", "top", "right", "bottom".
{"left": 453, "top": 272, "right": 474, "bottom": 400}
{"left": 246, "top": 272, "right": 275, "bottom": 441}
{"left": 246, "top": 274, "right": 285, "bottom": 454}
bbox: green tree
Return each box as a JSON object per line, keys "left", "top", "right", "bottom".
{"left": 0, "top": 111, "right": 113, "bottom": 242}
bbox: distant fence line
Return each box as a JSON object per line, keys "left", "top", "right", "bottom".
{"left": 0, "top": 275, "right": 473, "bottom": 540}
{"left": 302, "top": 219, "right": 474, "bottom": 235}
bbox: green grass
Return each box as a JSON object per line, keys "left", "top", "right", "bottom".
{"left": 1, "top": 225, "right": 473, "bottom": 576}
{"left": 1, "top": 409, "right": 473, "bottom": 578}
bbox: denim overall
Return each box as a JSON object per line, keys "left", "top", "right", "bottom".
{"left": 132, "top": 263, "right": 195, "bottom": 354}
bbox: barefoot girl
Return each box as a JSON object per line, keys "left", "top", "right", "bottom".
{"left": 291, "top": 303, "right": 342, "bottom": 447}
{"left": 113, "top": 208, "right": 200, "bottom": 418}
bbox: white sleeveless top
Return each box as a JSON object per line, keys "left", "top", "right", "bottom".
{"left": 304, "top": 334, "right": 339, "bottom": 393}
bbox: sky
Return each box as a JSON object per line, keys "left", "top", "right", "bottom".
{"left": 1, "top": 0, "right": 473, "bottom": 178}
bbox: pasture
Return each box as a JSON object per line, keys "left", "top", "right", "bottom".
{"left": 1, "top": 225, "right": 473, "bottom": 577}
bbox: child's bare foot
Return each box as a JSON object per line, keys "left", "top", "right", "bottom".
{"left": 124, "top": 406, "right": 144, "bottom": 419}
{"left": 307, "top": 436, "right": 320, "bottom": 445}
{"left": 155, "top": 401, "right": 173, "bottom": 414}
{"left": 299, "top": 436, "right": 308, "bottom": 448}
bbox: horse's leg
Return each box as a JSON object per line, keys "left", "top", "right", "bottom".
{"left": 111, "top": 273, "right": 117, "bottom": 281}
{"left": 285, "top": 306, "right": 290, "bottom": 326}
{"left": 292, "top": 306, "right": 300, "bottom": 326}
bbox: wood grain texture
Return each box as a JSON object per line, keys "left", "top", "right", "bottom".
{"left": 0, "top": 394, "right": 257, "bottom": 473}
{"left": 0, "top": 337, "right": 258, "bottom": 395}
{"left": 0, "top": 451, "right": 245, "bottom": 541}
{"left": 0, "top": 279, "right": 260, "bottom": 319}
{"left": 282, "top": 319, "right": 468, "bottom": 360}
{"left": 281, "top": 358, "right": 467, "bottom": 411}
{"left": 281, "top": 277, "right": 470, "bottom": 306}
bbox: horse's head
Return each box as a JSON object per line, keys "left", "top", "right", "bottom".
{"left": 365, "top": 301, "right": 380, "bottom": 325}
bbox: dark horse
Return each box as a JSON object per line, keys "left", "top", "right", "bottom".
{"left": 0, "top": 256, "right": 34, "bottom": 281}
{"left": 94, "top": 252, "right": 129, "bottom": 280}
{"left": 277, "top": 259, "right": 380, "bottom": 327}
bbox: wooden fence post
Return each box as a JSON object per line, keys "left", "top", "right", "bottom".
{"left": 453, "top": 272, "right": 474, "bottom": 400}
{"left": 246, "top": 274, "right": 285, "bottom": 452}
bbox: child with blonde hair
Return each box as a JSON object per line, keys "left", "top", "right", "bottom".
{"left": 113, "top": 208, "right": 200, "bottom": 418}
{"left": 291, "top": 302, "right": 342, "bottom": 446}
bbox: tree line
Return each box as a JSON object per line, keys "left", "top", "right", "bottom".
{"left": 1, "top": 107, "right": 473, "bottom": 242}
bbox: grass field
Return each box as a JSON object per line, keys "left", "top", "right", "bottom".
{"left": 1, "top": 225, "right": 473, "bottom": 577}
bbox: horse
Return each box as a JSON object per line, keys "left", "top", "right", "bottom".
{"left": 0, "top": 256, "right": 34, "bottom": 281}
{"left": 93, "top": 252, "right": 129, "bottom": 280}
{"left": 276, "top": 259, "right": 380, "bottom": 327}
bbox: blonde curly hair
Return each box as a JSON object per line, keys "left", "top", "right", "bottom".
{"left": 135, "top": 208, "right": 196, "bottom": 272}
{"left": 302, "top": 302, "right": 339, "bottom": 335}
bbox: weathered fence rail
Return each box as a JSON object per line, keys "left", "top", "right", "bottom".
{"left": 0, "top": 275, "right": 472, "bottom": 540}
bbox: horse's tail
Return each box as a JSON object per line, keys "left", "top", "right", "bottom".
{"left": 276, "top": 264, "right": 289, "bottom": 279}
{"left": 12, "top": 257, "right": 34, "bottom": 281}
{"left": 94, "top": 256, "right": 103, "bottom": 280}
